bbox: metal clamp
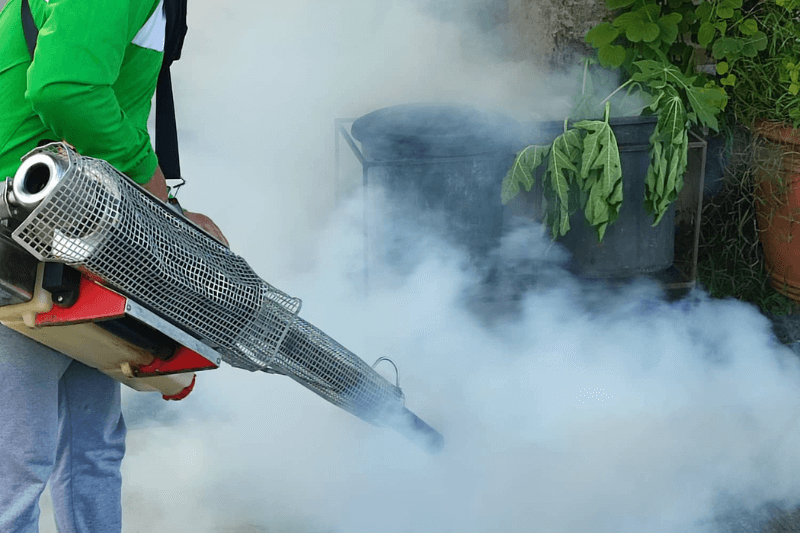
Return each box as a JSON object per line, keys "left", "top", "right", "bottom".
{"left": 0, "top": 179, "right": 13, "bottom": 221}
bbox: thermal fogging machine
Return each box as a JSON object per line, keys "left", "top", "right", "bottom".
{"left": 0, "top": 143, "right": 443, "bottom": 453}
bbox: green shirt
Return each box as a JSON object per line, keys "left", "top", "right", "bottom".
{"left": 0, "top": 0, "right": 164, "bottom": 184}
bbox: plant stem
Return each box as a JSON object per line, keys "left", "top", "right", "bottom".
{"left": 582, "top": 58, "right": 589, "bottom": 96}
{"left": 599, "top": 79, "right": 634, "bottom": 108}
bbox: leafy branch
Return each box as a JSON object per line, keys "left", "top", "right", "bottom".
{"left": 502, "top": 103, "right": 624, "bottom": 241}
{"left": 573, "top": 104, "right": 623, "bottom": 241}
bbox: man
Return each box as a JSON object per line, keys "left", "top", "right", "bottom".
{"left": 0, "top": 0, "right": 226, "bottom": 530}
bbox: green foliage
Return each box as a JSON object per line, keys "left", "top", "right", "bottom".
{"left": 501, "top": 145, "right": 550, "bottom": 204}
{"left": 502, "top": 103, "right": 627, "bottom": 242}
{"left": 500, "top": 51, "right": 725, "bottom": 239}
{"left": 645, "top": 88, "right": 689, "bottom": 225}
{"left": 728, "top": 0, "right": 800, "bottom": 126}
{"left": 587, "top": 0, "right": 800, "bottom": 127}
{"left": 501, "top": 0, "right": 777, "bottom": 242}
{"left": 543, "top": 126, "right": 583, "bottom": 238}
{"left": 585, "top": 0, "right": 766, "bottom": 112}
{"left": 574, "top": 107, "right": 623, "bottom": 241}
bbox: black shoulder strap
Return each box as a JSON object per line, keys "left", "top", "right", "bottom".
{"left": 20, "top": 0, "right": 37, "bottom": 58}
{"left": 156, "top": 0, "right": 188, "bottom": 191}
{"left": 155, "top": 61, "right": 183, "bottom": 188}
{"left": 20, "top": 0, "right": 189, "bottom": 194}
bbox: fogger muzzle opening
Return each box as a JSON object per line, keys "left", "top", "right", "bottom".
{"left": 12, "top": 153, "right": 67, "bottom": 210}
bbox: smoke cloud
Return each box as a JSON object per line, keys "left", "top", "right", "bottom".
{"left": 34, "top": 0, "right": 800, "bottom": 531}
{"left": 113, "top": 201, "right": 800, "bottom": 533}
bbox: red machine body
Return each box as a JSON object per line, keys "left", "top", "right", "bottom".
{"left": 0, "top": 262, "right": 221, "bottom": 400}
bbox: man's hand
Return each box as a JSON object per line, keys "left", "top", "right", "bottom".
{"left": 141, "top": 165, "right": 228, "bottom": 246}
{"left": 183, "top": 211, "right": 229, "bottom": 247}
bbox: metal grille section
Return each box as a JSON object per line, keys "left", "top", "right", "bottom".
{"left": 11, "top": 145, "right": 406, "bottom": 425}
{"left": 12, "top": 145, "right": 301, "bottom": 371}
{"left": 275, "top": 317, "right": 404, "bottom": 425}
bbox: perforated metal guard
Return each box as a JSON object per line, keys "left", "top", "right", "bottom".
{"left": 11, "top": 144, "right": 406, "bottom": 425}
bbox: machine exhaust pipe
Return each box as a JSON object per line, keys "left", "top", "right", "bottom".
{"left": 0, "top": 151, "right": 69, "bottom": 220}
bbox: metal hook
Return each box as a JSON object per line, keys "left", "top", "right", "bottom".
{"left": 167, "top": 177, "right": 186, "bottom": 198}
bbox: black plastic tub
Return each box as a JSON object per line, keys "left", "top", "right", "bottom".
{"left": 351, "top": 104, "right": 521, "bottom": 262}
{"left": 522, "top": 115, "right": 674, "bottom": 278}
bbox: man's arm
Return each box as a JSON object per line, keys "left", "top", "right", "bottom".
{"left": 26, "top": 0, "right": 228, "bottom": 246}
{"left": 25, "top": 0, "right": 159, "bottom": 184}
{"left": 143, "top": 165, "right": 169, "bottom": 202}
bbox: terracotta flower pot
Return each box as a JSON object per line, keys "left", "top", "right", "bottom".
{"left": 753, "top": 120, "right": 800, "bottom": 303}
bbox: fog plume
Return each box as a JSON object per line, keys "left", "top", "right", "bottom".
{"left": 35, "top": 1, "right": 800, "bottom": 532}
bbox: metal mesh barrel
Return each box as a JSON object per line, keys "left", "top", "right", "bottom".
{"left": 275, "top": 316, "right": 405, "bottom": 425}
{"left": 10, "top": 144, "right": 409, "bottom": 428}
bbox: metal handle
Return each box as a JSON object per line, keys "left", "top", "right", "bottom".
{"left": 372, "top": 356, "right": 401, "bottom": 389}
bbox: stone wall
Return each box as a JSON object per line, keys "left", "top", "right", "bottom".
{"left": 509, "top": 0, "right": 607, "bottom": 69}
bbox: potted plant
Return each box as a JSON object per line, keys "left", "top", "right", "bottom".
{"left": 501, "top": 0, "right": 746, "bottom": 276}
{"left": 722, "top": 0, "right": 800, "bottom": 303}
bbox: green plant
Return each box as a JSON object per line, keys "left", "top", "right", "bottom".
{"left": 501, "top": 103, "right": 623, "bottom": 241}
{"left": 502, "top": 0, "right": 735, "bottom": 242}
{"left": 675, "top": 129, "right": 798, "bottom": 316}
{"left": 502, "top": 59, "right": 723, "bottom": 240}
{"left": 586, "top": 0, "right": 800, "bottom": 127}
{"left": 585, "top": 0, "right": 765, "bottom": 99}
{"left": 729, "top": 0, "right": 800, "bottom": 126}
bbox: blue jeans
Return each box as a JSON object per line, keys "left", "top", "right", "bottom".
{"left": 0, "top": 326, "right": 126, "bottom": 533}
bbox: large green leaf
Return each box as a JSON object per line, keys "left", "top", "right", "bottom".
{"left": 501, "top": 145, "right": 550, "bottom": 204}
{"left": 543, "top": 129, "right": 583, "bottom": 239}
{"left": 695, "top": 1, "right": 712, "bottom": 23}
{"left": 598, "top": 44, "right": 627, "bottom": 68}
{"left": 547, "top": 132, "right": 580, "bottom": 207}
{"left": 607, "top": 0, "right": 638, "bottom": 9}
{"left": 632, "top": 59, "right": 691, "bottom": 90}
{"left": 585, "top": 22, "right": 620, "bottom": 48}
{"left": 642, "top": 4, "right": 661, "bottom": 18}
{"left": 658, "top": 13, "right": 681, "bottom": 44}
{"left": 627, "top": 20, "right": 661, "bottom": 42}
{"left": 739, "top": 18, "right": 758, "bottom": 36}
{"left": 741, "top": 31, "right": 768, "bottom": 57}
{"left": 613, "top": 12, "right": 641, "bottom": 30}
{"left": 573, "top": 103, "right": 623, "bottom": 242}
{"left": 658, "top": 88, "right": 685, "bottom": 143}
{"left": 717, "top": 5, "right": 734, "bottom": 18}
{"left": 685, "top": 85, "right": 726, "bottom": 130}
{"left": 698, "top": 22, "right": 715, "bottom": 48}
{"left": 645, "top": 102, "right": 689, "bottom": 226}
{"left": 712, "top": 36, "right": 743, "bottom": 59}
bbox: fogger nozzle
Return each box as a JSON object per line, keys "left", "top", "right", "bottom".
{"left": 1, "top": 152, "right": 69, "bottom": 221}
{"left": 11, "top": 153, "right": 68, "bottom": 211}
